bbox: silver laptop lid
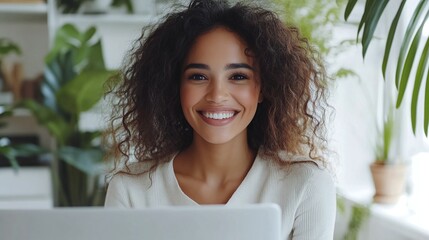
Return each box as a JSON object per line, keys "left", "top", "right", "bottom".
{"left": 0, "top": 203, "right": 281, "bottom": 240}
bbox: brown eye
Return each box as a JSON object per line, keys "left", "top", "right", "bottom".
{"left": 189, "top": 74, "right": 207, "bottom": 80}
{"left": 230, "top": 74, "right": 248, "bottom": 81}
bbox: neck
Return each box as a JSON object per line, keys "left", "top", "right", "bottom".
{"left": 176, "top": 133, "right": 256, "bottom": 182}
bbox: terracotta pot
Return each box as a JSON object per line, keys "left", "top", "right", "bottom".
{"left": 370, "top": 163, "right": 407, "bottom": 204}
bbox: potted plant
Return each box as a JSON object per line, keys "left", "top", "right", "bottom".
{"left": 369, "top": 107, "right": 407, "bottom": 204}
{"left": 19, "top": 23, "right": 115, "bottom": 206}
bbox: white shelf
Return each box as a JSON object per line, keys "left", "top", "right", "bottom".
{"left": 337, "top": 189, "right": 429, "bottom": 240}
{"left": 0, "top": 3, "right": 47, "bottom": 14}
{"left": 0, "top": 167, "right": 52, "bottom": 209}
{"left": 57, "top": 13, "right": 160, "bottom": 25}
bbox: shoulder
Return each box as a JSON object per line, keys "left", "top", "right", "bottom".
{"left": 259, "top": 155, "right": 336, "bottom": 194}
{"left": 118, "top": 160, "right": 158, "bottom": 175}
{"left": 108, "top": 157, "right": 172, "bottom": 187}
{"left": 289, "top": 162, "right": 334, "bottom": 185}
{"left": 284, "top": 164, "right": 336, "bottom": 239}
{"left": 108, "top": 162, "right": 157, "bottom": 191}
{"left": 260, "top": 153, "right": 334, "bottom": 181}
{"left": 111, "top": 153, "right": 175, "bottom": 176}
{"left": 105, "top": 159, "right": 172, "bottom": 207}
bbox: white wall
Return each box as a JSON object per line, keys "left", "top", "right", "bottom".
{"left": 0, "top": 14, "right": 48, "bottom": 80}
{"left": 329, "top": 21, "right": 384, "bottom": 192}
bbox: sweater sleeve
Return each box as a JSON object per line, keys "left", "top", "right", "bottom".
{"left": 291, "top": 168, "right": 336, "bottom": 240}
{"left": 104, "top": 174, "right": 130, "bottom": 208}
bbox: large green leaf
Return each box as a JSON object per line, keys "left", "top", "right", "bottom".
{"left": 56, "top": 70, "right": 115, "bottom": 115}
{"left": 19, "top": 100, "right": 71, "bottom": 145}
{"left": 72, "top": 27, "right": 97, "bottom": 70}
{"left": 357, "top": 0, "right": 375, "bottom": 40}
{"left": 81, "top": 26, "right": 96, "bottom": 43}
{"left": 45, "top": 24, "right": 80, "bottom": 63}
{"left": 45, "top": 24, "right": 100, "bottom": 69}
{"left": 411, "top": 38, "right": 429, "bottom": 133}
{"left": 58, "top": 146, "right": 104, "bottom": 175}
{"left": 344, "top": 0, "right": 358, "bottom": 21}
{"left": 381, "top": 0, "right": 406, "bottom": 79}
{"left": 396, "top": 16, "right": 427, "bottom": 108}
{"left": 84, "top": 40, "right": 106, "bottom": 71}
{"left": 361, "top": 0, "right": 389, "bottom": 57}
{"left": 43, "top": 50, "right": 77, "bottom": 112}
{"left": 395, "top": 0, "right": 429, "bottom": 87}
{"left": 74, "top": 41, "right": 105, "bottom": 72}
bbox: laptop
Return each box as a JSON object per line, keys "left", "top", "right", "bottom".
{"left": 0, "top": 203, "right": 281, "bottom": 240}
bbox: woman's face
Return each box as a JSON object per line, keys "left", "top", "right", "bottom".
{"left": 180, "top": 27, "right": 261, "bottom": 145}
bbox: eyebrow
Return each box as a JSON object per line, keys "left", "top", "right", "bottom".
{"left": 225, "top": 63, "right": 254, "bottom": 70}
{"left": 183, "top": 63, "right": 254, "bottom": 71}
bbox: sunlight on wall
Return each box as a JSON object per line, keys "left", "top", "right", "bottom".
{"left": 408, "top": 152, "right": 429, "bottom": 215}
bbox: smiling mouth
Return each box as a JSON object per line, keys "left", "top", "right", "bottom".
{"left": 199, "top": 111, "right": 237, "bottom": 120}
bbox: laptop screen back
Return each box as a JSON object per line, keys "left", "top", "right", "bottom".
{"left": 0, "top": 203, "right": 281, "bottom": 240}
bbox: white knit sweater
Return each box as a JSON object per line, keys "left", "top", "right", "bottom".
{"left": 105, "top": 154, "right": 336, "bottom": 240}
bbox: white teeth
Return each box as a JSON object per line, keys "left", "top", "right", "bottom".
{"left": 203, "top": 112, "right": 235, "bottom": 120}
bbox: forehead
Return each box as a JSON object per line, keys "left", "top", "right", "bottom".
{"left": 184, "top": 27, "right": 255, "bottom": 65}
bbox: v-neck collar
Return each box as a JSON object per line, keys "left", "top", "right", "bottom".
{"left": 167, "top": 153, "right": 261, "bottom": 205}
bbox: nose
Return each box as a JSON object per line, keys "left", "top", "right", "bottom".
{"left": 205, "top": 79, "right": 229, "bottom": 103}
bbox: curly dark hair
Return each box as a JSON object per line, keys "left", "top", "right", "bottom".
{"left": 107, "top": 0, "right": 330, "bottom": 174}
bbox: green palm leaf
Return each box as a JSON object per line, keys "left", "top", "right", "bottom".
{"left": 395, "top": 0, "right": 429, "bottom": 87}
{"left": 411, "top": 37, "right": 429, "bottom": 133}
{"left": 361, "top": 0, "right": 389, "bottom": 57}
{"left": 344, "top": 0, "right": 358, "bottom": 21}
{"left": 396, "top": 14, "right": 428, "bottom": 108}
{"left": 382, "top": 0, "right": 406, "bottom": 79}
{"left": 356, "top": 0, "right": 375, "bottom": 40}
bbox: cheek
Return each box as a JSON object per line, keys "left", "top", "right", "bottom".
{"left": 180, "top": 85, "right": 199, "bottom": 110}
{"left": 235, "top": 86, "right": 261, "bottom": 109}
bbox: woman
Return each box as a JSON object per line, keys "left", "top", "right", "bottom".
{"left": 105, "top": 0, "right": 336, "bottom": 239}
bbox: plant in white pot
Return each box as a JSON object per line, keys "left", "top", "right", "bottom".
{"left": 343, "top": 0, "right": 428, "bottom": 205}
